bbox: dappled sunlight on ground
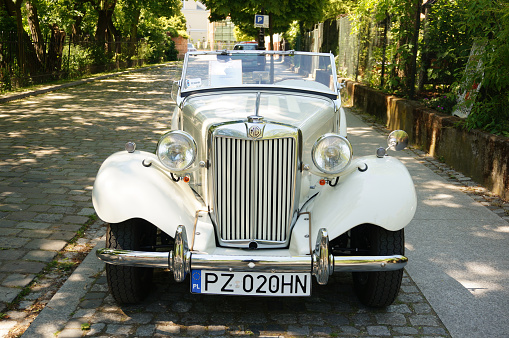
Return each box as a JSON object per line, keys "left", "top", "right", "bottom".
{"left": 421, "top": 193, "right": 463, "bottom": 209}
{"left": 0, "top": 66, "right": 180, "bottom": 191}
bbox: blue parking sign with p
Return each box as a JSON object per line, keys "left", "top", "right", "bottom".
{"left": 254, "top": 15, "right": 268, "bottom": 28}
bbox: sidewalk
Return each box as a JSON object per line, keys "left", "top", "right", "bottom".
{"left": 346, "top": 110, "right": 509, "bottom": 337}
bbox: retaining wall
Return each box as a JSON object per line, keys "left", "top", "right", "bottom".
{"left": 343, "top": 80, "right": 509, "bottom": 201}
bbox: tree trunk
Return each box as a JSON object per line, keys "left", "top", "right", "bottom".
{"left": 3, "top": 0, "right": 44, "bottom": 83}
{"left": 406, "top": 0, "right": 422, "bottom": 98}
{"left": 25, "top": 0, "right": 45, "bottom": 64}
{"left": 95, "top": 9, "right": 108, "bottom": 42}
{"left": 46, "top": 24, "right": 66, "bottom": 76}
{"left": 128, "top": 8, "right": 141, "bottom": 60}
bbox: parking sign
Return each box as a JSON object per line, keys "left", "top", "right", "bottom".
{"left": 254, "top": 15, "right": 269, "bottom": 28}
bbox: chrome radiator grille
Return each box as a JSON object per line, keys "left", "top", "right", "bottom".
{"left": 213, "top": 136, "right": 297, "bottom": 245}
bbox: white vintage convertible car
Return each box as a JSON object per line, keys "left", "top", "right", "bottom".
{"left": 93, "top": 50, "right": 417, "bottom": 307}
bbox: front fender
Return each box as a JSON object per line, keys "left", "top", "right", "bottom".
{"left": 92, "top": 151, "right": 203, "bottom": 241}
{"left": 309, "top": 156, "right": 417, "bottom": 241}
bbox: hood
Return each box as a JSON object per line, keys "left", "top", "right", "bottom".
{"left": 181, "top": 91, "right": 336, "bottom": 144}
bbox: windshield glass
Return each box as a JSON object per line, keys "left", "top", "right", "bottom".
{"left": 182, "top": 52, "right": 337, "bottom": 94}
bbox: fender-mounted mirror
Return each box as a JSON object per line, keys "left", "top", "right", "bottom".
{"left": 376, "top": 130, "right": 409, "bottom": 158}
{"left": 387, "top": 130, "right": 409, "bottom": 151}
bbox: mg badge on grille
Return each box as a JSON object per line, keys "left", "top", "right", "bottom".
{"left": 248, "top": 125, "right": 262, "bottom": 139}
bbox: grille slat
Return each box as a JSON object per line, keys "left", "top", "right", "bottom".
{"left": 214, "top": 136, "right": 296, "bottom": 244}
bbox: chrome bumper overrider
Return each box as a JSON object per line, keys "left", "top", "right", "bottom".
{"left": 97, "top": 226, "right": 408, "bottom": 285}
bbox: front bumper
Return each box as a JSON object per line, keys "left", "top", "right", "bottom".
{"left": 97, "top": 225, "right": 407, "bottom": 285}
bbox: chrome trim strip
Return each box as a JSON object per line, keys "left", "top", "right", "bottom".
{"left": 97, "top": 249, "right": 407, "bottom": 273}
{"left": 333, "top": 255, "right": 408, "bottom": 272}
{"left": 96, "top": 249, "right": 169, "bottom": 268}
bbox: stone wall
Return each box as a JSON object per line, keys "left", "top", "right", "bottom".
{"left": 343, "top": 80, "right": 509, "bottom": 201}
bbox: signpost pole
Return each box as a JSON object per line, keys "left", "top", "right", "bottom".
{"left": 258, "top": 9, "right": 265, "bottom": 50}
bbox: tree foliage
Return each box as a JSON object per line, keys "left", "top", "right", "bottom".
{"left": 200, "top": 0, "right": 327, "bottom": 44}
{"left": 325, "top": 0, "right": 509, "bottom": 136}
{"left": 0, "top": 0, "right": 183, "bottom": 89}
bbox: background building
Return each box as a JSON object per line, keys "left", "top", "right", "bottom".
{"left": 181, "top": 1, "right": 236, "bottom": 50}
{"left": 181, "top": 0, "right": 209, "bottom": 49}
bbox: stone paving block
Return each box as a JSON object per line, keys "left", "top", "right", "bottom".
{"left": 135, "top": 324, "right": 156, "bottom": 336}
{"left": 24, "top": 238, "right": 67, "bottom": 251}
{"left": 32, "top": 213, "right": 64, "bottom": 223}
{"left": 57, "top": 328, "right": 83, "bottom": 338}
{"left": 17, "top": 229, "right": 52, "bottom": 238}
{"left": 311, "top": 326, "right": 333, "bottom": 336}
{"left": 0, "top": 249, "right": 26, "bottom": 260}
{"left": 413, "top": 302, "right": 432, "bottom": 314}
{"left": 339, "top": 325, "right": 360, "bottom": 335}
{"left": 298, "top": 313, "right": 325, "bottom": 325}
{"left": 352, "top": 313, "right": 376, "bottom": 326}
{"left": 78, "top": 208, "right": 96, "bottom": 216}
{"left": 207, "top": 326, "right": 228, "bottom": 336}
{"left": 0, "top": 219, "right": 17, "bottom": 228}
{"left": 0, "top": 260, "right": 45, "bottom": 274}
{"left": 423, "top": 326, "right": 448, "bottom": 335}
{"left": 47, "top": 206, "right": 77, "bottom": 214}
{"left": 49, "top": 200, "right": 74, "bottom": 207}
{"left": 2, "top": 273, "right": 35, "bottom": 288}
{"left": 394, "top": 326, "right": 419, "bottom": 335}
{"left": 409, "top": 314, "right": 440, "bottom": 327}
{"left": 25, "top": 205, "right": 51, "bottom": 213}
{"left": 0, "top": 228, "right": 21, "bottom": 236}
{"left": 85, "top": 323, "right": 105, "bottom": 336}
{"left": 62, "top": 215, "right": 89, "bottom": 224}
{"left": 0, "top": 286, "right": 19, "bottom": 303}
{"left": 4, "top": 211, "right": 37, "bottom": 221}
{"left": 186, "top": 324, "right": 206, "bottom": 335}
{"left": 286, "top": 325, "right": 310, "bottom": 336}
{"left": 48, "top": 231, "right": 77, "bottom": 241}
{"left": 367, "top": 325, "right": 391, "bottom": 336}
{"left": 22, "top": 250, "right": 57, "bottom": 262}
{"left": 386, "top": 303, "right": 412, "bottom": 313}
{"left": 375, "top": 312, "right": 407, "bottom": 326}
{"left": 15, "top": 221, "right": 52, "bottom": 230}
{"left": 57, "top": 224, "right": 82, "bottom": 232}
{"left": 0, "top": 237, "right": 31, "bottom": 249}
{"left": 155, "top": 323, "right": 181, "bottom": 335}
{"left": 128, "top": 312, "right": 154, "bottom": 324}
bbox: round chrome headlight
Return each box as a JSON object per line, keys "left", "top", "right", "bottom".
{"left": 157, "top": 131, "right": 197, "bottom": 171}
{"left": 312, "top": 134, "right": 353, "bottom": 174}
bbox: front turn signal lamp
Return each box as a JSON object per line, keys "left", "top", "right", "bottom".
{"left": 312, "top": 134, "right": 353, "bottom": 174}
{"left": 157, "top": 131, "right": 197, "bottom": 171}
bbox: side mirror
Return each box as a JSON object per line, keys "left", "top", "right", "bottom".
{"left": 171, "top": 80, "right": 180, "bottom": 102}
{"left": 376, "top": 130, "right": 409, "bottom": 158}
{"left": 387, "top": 130, "right": 409, "bottom": 151}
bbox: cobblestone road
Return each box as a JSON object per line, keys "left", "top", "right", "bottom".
{"left": 53, "top": 267, "right": 449, "bottom": 337}
{"left": 1, "top": 65, "right": 450, "bottom": 337}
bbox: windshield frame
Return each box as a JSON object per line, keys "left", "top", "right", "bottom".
{"left": 180, "top": 50, "right": 339, "bottom": 99}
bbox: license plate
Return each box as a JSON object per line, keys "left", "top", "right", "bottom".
{"left": 190, "top": 270, "right": 311, "bottom": 296}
